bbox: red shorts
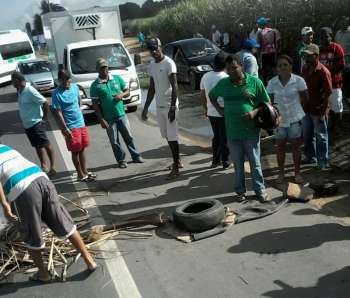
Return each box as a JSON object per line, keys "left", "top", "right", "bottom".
{"left": 65, "top": 127, "right": 90, "bottom": 152}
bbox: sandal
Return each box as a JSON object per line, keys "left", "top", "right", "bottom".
{"left": 79, "top": 175, "right": 95, "bottom": 182}
{"left": 29, "top": 272, "right": 52, "bottom": 283}
{"left": 87, "top": 172, "right": 97, "bottom": 179}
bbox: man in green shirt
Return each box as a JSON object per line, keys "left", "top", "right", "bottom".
{"left": 91, "top": 58, "right": 143, "bottom": 168}
{"left": 209, "top": 55, "right": 270, "bottom": 202}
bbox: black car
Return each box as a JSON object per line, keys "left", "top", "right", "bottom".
{"left": 163, "top": 38, "right": 222, "bottom": 90}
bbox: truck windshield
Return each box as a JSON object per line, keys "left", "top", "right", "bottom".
{"left": 70, "top": 44, "right": 131, "bottom": 74}
{"left": 0, "top": 41, "right": 33, "bottom": 61}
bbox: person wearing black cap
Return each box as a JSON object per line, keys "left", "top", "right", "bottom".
{"left": 142, "top": 38, "right": 181, "bottom": 179}
{"left": 319, "top": 27, "right": 345, "bottom": 141}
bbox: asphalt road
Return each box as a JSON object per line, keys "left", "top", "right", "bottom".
{"left": 1, "top": 84, "right": 350, "bottom": 298}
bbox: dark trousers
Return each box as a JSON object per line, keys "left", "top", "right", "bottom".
{"left": 208, "top": 116, "right": 229, "bottom": 164}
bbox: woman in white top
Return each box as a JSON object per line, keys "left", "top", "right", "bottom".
{"left": 266, "top": 55, "right": 308, "bottom": 184}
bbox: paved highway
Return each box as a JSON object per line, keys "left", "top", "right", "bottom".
{"left": 0, "top": 84, "right": 350, "bottom": 298}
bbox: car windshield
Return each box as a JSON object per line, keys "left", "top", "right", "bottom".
{"left": 70, "top": 44, "right": 131, "bottom": 74}
{"left": 181, "top": 39, "right": 220, "bottom": 58}
{"left": 19, "top": 61, "right": 51, "bottom": 74}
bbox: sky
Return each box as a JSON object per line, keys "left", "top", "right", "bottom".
{"left": 0, "top": 0, "right": 145, "bottom": 31}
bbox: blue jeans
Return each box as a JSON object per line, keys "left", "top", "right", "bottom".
{"left": 106, "top": 115, "right": 141, "bottom": 162}
{"left": 227, "top": 135, "right": 266, "bottom": 196}
{"left": 302, "top": 114, "right": 328, "bottom": 166}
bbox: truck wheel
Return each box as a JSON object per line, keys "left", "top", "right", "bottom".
{"left": 127, "top": 106, "right": 138, "bottom": 113}
{"left": 173, "top": 199, "right": 225, "bottom": 233}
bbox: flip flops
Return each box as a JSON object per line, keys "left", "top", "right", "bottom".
{"left": 79, "top": 172, "right": 97, "bottom": 182}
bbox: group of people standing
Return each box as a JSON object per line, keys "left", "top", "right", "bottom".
{"left": 201, "top": 19, "right": 349, "bottom": 202}
{"left": 0, "top": 18, "right": 349, "bottom": 282}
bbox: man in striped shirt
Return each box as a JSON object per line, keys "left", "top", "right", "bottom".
{"left": 0, "top": 144, "right": 96, "bottom": 282}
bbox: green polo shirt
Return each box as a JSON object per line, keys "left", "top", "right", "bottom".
{"left": 90, "top": 75, "right": 127, "bottom": 120}
{"left": 209, "top": 74, "right": 270, "bottom": 140}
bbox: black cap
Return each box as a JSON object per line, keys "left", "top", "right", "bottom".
{"left": 146, "top": 38, "right": 162, "bottom": 51}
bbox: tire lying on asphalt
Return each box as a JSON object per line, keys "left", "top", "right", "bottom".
{"left": 173, "top": 199, "right": 225, "bottom": 233}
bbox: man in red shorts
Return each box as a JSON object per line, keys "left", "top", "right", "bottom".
{"left": 52, "top": 70, "right": 96, "bottom": 182}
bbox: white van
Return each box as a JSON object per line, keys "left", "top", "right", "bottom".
{"left": 0, "top": 30, "right": 35, "bottom": 84}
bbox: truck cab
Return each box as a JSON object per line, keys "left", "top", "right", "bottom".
{"left": 64, "top": 39, "right": 141, "bottom": 112}
{"left": 42, "top": 6, "right": 141, "bottom": 112}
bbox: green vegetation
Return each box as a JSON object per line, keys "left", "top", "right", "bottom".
{"left": 125, "top": 0, "right": 350, "bottom": 54}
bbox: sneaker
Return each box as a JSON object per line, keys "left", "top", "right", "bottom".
{"left": 118, "top": 161, "right": 128, "bottom": 168}
{"left": 257, "top": 192, "right": 270, "bottom": 203}
{"left": 210, "top": 162, "right": 220, "bottom": 168}
{"left": 294, "top": 174, "right": 304, "bottom": 184}
{"left": 235, "top": 193, "right": 247, "bottom": 202}
{"left": 133, "top": 157, "right": 145, "bottom": 163}
{"left": 222, "top": 161, "right": 231, "bottom": 169}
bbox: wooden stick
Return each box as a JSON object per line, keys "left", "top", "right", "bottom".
{"left": 53, "top": 244, "right": 67, "bottom": 264}
{"left": 118, "top": 231, "right": 153, "bottom": 237}
{"left": 0, "top": 254, "right": 14, "bottom": 275}
{"left": 10, "top": 245, "right": 20, "bottom": 270}
{"left": 47, "top": 237, "right": 55, "bottom": 271}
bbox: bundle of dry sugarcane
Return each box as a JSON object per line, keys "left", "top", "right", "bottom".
{"left": 0, "top": 212, "right": 167, "bottom": 282}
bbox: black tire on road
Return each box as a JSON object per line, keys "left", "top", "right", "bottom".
{"left": 173, "top": 199, "right": 225, "bottom": 233}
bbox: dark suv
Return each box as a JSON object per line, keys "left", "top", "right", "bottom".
{"left": 163, "top": 38, "right": 222, "bottom": 90}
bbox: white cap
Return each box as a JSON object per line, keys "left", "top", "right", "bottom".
{"left": 301, "top": 26, "right": 313, "bottom": 35}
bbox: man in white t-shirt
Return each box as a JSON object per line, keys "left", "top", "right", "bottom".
{"left": 142, "top": 38, "right": 181, "bottom": 179}
{"left": 200, "top": 53, "right": 230, "bottom": 168}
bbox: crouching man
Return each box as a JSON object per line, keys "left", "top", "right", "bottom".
{"left": 0, "top": 144, "right": 96, "bottom": 282}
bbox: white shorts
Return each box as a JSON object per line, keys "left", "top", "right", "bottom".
{"left": 156, "top": 107, "right": 178, "bottom": 141}
{"left": 329, "top": 88, "right": 343, "bottom": 113}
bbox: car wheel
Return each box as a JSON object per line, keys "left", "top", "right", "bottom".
{"left": 127, "top": 106, "right": 138, "bottom": 113}
{"left": 173, "top": 199, "right": 225, "bottom": 233}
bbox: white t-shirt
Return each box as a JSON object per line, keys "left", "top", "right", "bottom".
{"left": 200, "top": 71, "right": 228, "bottom": 117}
{"left": 148, "top": 56, "right": 178, "bottom": 108}
{"left": 266, "top": 74, "right": 307, "bottom": 127}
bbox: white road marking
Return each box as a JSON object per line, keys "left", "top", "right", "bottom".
{"left": 51, "top": 127, "right": 142, "bottom": 298}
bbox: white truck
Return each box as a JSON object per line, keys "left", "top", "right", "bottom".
{"left": 42, "top": 6, "right": 141, "bottom": 112}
